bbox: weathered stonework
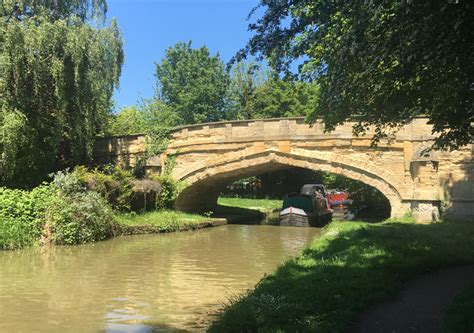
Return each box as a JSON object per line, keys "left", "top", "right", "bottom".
{"left": 94, "top": 118, "right": 473, "bottom": 222}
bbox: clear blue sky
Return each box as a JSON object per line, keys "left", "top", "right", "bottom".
{"left": 107, "top": 0, "right": 259, "bottom": 110}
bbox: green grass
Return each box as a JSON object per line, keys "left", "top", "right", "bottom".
{"left": 209, "top": 220, "right": 474, "bottom": 333}
{"left": 115, "top": 210, "right": 210, "bottom": 233}
{"left": 442, "top": 283, "right": 474, "bottom": 333}
{"left": 217, "top": 197, "right": 282, "bottom": 212}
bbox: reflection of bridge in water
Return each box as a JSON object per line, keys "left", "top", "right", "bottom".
{"left": 95, "top": 117, "right": 473, "bottom": 222}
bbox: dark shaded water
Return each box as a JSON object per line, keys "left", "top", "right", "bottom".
{"left": 0, "top": 224, "right": 320, "bottom": 332}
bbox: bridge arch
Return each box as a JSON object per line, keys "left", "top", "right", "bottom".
{"left": 174, "top": 149, "right": 408, "bottom": 217}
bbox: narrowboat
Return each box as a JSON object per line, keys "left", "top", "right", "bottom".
{"left": 279, "top": 184, "right": 333, "bottom": 227}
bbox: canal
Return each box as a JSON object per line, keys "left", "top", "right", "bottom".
{"left": 0, "top": 224, "right": 320, "bottom": 332}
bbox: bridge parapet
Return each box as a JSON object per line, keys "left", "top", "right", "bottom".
{"left": 168, "top": 117, "right": 436, "bottom": 148}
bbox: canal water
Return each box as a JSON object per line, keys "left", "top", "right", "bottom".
{"left": 0, "top": 224, "right": 320, "bottom": 332}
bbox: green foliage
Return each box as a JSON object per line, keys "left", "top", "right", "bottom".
{"left": 155, "top": 41, "right": 230, "bottom": 124}
{"left": 251, "top": 77, "right": 319, "bottom": 119}
{"left": 227, "top": 61, "right": 268, "bottom": 120}
{"left": 0, "top": 217, "right": 37, "bottom": 250}
{"left": 105, "top": 99, "right": 177, "bottom": 161}
{"left": 162, "top": 154, "right": 177, "bottom": 177}
{"left": 74, "top": 165, "right": 134, "bottom": 212}
{"left": 0, "top": 184, "right": 54, "bottom": 249}
{"left": 210, "top": 221, "right": 474, "bottom": 332}
{"left": 240, "top": 1, "right": 474, "bottom": 148}
{"left": 47, "top": 170, "right": 115, "bottom": 245}
{"left": 0, "top": 108, "right": 28, "bottom": 182}
{"left": 0, "top": 1, "right": 123, "bottom": 188}
{"left": 153, "top": 176, "right": 179, "bottom": 210}
{"left": 0, "top": 0, "right": 107, "bottom": 22}
{"left": 227, "top": 61, "right": 319, "bottom": 120}
{"left": 106, "top": 106, "right": 145, "bottom": 136}
{"left": 0, "top": 170, "right": 118, "bottom": 249}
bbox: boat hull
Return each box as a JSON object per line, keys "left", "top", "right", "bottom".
{"left": 279, "top": 207, "right": 332, "bottom": 228}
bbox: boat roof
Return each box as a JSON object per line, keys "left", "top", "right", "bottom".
{"left": 300, "top": 184, "right": 327, "bottom": 195}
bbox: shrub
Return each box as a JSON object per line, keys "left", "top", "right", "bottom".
{"left": 0, "top": 184, "right": 54, "bottom": 249}
{"left": 74, "top": 165, "right": 134, "bottom": 212}
{"left": 152, "top": 176, "right": 181, "bottom": 209}
{"left": 47, "top": 171, "right": 115, "bottom": 245}
{"left": 75, "top": 166, "right": 164, "bottom": 212}
{"left": 0, "top": 217, "right": 38, "bottom": 250}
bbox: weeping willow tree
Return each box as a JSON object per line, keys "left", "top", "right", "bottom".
{"left": 0, "top": 0, "right": 123, "bottom": 188}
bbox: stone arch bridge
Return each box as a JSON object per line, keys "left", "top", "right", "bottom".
{"left": 94, "top": 117, "right": 473, "bottom": 222}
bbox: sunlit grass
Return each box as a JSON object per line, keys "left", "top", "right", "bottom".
{"left": 218, "top": 197, "right": 282, "bottom": 212}
{"left": 115, "top": 210, "right": 210, "bottom": 233}
{"left": 209, "top": 220, "right": 474, "bottom": 332}
{"left": 116, "top": 210, "right": 208, "bottom": 225}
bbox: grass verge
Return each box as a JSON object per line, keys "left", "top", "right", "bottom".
{"left": 209, "top": 220, "right": 474, "bottom": 333}
{"left": 442, "top": 283, "right": 474, "bottom": 333}
{"left": 217, "top": 197, "right": 282, "bottom": 212}
{"left": 214, "top": 197, "right": 282, "bottom": 224}
{"left": 115, "top": 210, "right": 223, "bottom": 234}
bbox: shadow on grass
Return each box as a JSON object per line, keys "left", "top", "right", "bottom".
{"left": 209, "top": 221, "right": 474, "bottom": 333}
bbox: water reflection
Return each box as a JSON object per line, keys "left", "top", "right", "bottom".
{"left": 0, "top": 224, "right": 319, "bottom": 332}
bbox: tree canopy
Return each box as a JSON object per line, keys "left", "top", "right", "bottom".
{"left": 227, "top": 61, "right": 268, "bottom": 120}
{"left": 0, "top": 0, "right": 123, "bottom": 187}
{"left": 251, "top": 77, "right": 319, "bottom": 119}
{"left": 0, "top": 0, "right": 107, "bottom": 21}
{"left": 155, "top": 42, "right": 229, "bottom": 125}
{"left": 238, "top": 0, "right": 474, "bottom": 148}
{"left": 227, "top": 61, "right": 318, "bottom": 120}
{"left": 107, "top": 99, "right": 178, "bottom": 136}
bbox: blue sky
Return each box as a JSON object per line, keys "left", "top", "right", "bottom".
{"left": 107, "top": 0, "right": 259, "bottom": 110}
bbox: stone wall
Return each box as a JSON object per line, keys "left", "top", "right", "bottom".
{"left": 94, "top": 117, "right": 473, "bottom": 222}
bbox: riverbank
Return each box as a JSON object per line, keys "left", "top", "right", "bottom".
{"left": 209, "top": 220, "right": 474, "bottom": 332}
{"left": 115, "top": 210, "right": 227, "bottom": 235}
{"left": 0, "top": 194, "right": 280, "bottom": 250}
{"left": 114, "top": 198, "right": 281, "bottom": 234}
{"left": 214, "top": 197, "right": 281, "bottom": 223}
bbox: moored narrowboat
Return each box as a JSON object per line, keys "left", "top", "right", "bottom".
{"left": 279, "top": 184, "right": 333, "bottom": 227}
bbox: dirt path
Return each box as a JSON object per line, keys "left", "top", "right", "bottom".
{"left": 354, "top": 265, "right": 474, "bottom": 333}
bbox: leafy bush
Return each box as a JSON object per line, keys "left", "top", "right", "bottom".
{"left": 0, "top": 184, "right": 54, "bottom": 249}
{"left": 74, "top": 166, "right": 165, "bottom": 212}
{"left": 0, "top": 168, "right": 184, "bottom": 249}
{"left": 47, "top": 171, "right": 115, "bottom": 245}
{"left": 0, "top": 217, "right": 38, "bottom": 250}
{"left": 152, "top": 176, "right": 181, "bottom": 209}
{"left": 74, "top": 165, "right": 134, "bottom": 212}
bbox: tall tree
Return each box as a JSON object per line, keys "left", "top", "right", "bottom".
{"left": 155, "top": 41, "right": 229, "bottom": 125}
{"left": 0, "top": 0, "right": 107, "bottom": 21}
{"left": 238, "top": 1, "right": 474, "bottom": 148}
{"left": 251, "top": 77, "right": 319, "bottom": 119}
{"left": 107, "top": 99, "right": 178, "bottom": 136}
{"left": 0, "top": 0, "right": 123, "bottom": 187}
{"left": 227, "top": 61, "right": 268, "bottom": 120}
